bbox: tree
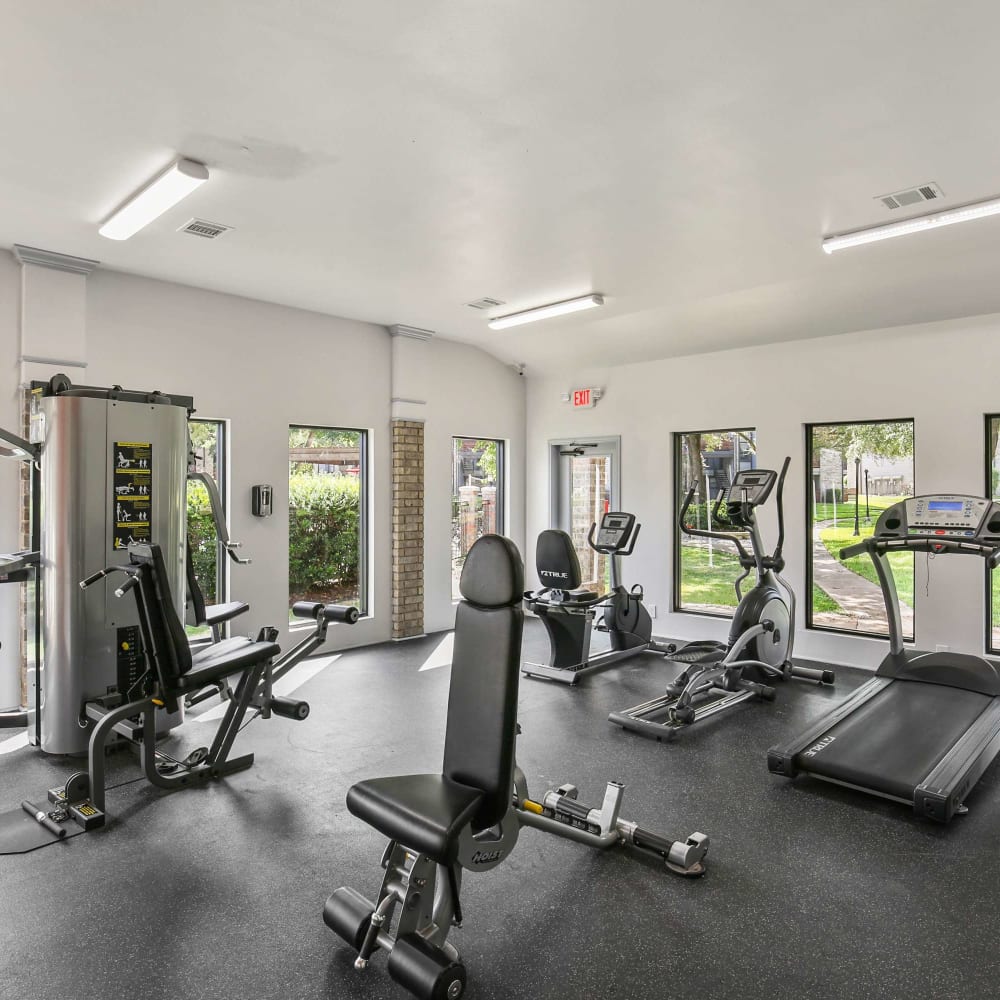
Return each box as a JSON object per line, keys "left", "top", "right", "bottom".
{"left": 288, "top": 427, "right": 362, "bottom": 475}
{"left": 812, "top": 421, "right": 913, "bottom": 462}
{"left": 681, "top": 430, "right": 756, "bottom": 501}
{"left": 472, "top": 440, "right": 499, "bottom": 484}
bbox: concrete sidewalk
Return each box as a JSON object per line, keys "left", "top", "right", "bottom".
{"left": 812, "top": 520, "right": 914, "bottom": 634}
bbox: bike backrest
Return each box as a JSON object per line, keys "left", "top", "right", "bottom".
{"left": 534, "top": 529, "right": 582, "bottom": 591}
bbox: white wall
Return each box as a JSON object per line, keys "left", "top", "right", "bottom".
{"left": 525, "top": 313, "right": 1000, "bottom": 669}
{"left": 0, "top": 262, "right": 525, "bottom": 680}
{"left": 85, "top": 268, "right": 393, "bottom": 651}
{"left": 0, "top": 251, "right": 22, "bottom": 708}
{"left": 422, "top": 338, "right": 526, "bottom": 633}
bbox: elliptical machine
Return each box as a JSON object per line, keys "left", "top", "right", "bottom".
{"left": 522, "top": 511, "right": 672, "bottom": 684}
{"left": 609, "top": 457, "right": 833, "bottom": 740}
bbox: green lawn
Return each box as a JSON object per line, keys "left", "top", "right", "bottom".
{"left": 678, "top": 545, "right": 743, "bottom": 608}
{"left": 820, "top": 523, "right": 914, "bottom": 607}
{"left": 812, "top": 585, "right": 841, "bottom": 613}
{"left": 680, "top": 543, "right": 845, "bottom": 615}
{"left": 812, "top": 494, "right": 899, "bottom": 524}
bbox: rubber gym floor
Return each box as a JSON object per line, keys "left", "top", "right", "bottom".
{"left": 2, "top": 619, "right": 998, "bottom": 1000}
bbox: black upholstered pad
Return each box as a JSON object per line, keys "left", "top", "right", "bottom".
{"left": 799, "top": 681, "right": 992, "bottom": 801}
{"left": 460, "top": 534, "right": 524, "bottom": 607}
{"left": 203, "top": 601, "right": 250, "bottom": 627}
{"left": 534, "top": 529, "right": 582, "bottom": 591}
{"left": 177, "top": 637, "right": 280, "bottom": 691}
{"left": 347, "top": 774, "right": 484, "bottom": 864}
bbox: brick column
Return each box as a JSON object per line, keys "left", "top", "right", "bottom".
{"left": 392, "top": 419, "right": 424, "bottom": 638}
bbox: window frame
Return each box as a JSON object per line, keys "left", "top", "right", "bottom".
{"left": 985, "top": 414, "right": 1000, "bottom": 655}
{"left": 288, "top": 423, "right": 369, "bottom": 619}
{"left": 450, "top": 436, "right": 506, "bottom": 602}
{"left": 671, "top": 426, "right": 757, "bottom": 619}
{"left": 804, "top": 416, "right": 915, "bottom": 640}
{"left": 187, "top": 417, "right": 229, "bottom": 612}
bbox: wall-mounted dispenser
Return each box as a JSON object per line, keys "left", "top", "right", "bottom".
{"left": 251, "top": 484, "right": 273, "bottom": 518}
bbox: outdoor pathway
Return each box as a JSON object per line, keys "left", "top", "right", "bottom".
{"left": 812, "top": 519, "right": 914, "bottom": 634}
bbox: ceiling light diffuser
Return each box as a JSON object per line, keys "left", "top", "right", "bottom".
{"left": 99, "top": 158, "right": 209, "bottom": 240}
{"left": 487, "top": 294, "right": 604, "bottom": 330}
{"left": 822, "top": 195, "right": 1000, "bottom": 254}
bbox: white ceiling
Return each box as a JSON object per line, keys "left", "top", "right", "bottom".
{"left": 4, "top": 1, "right": 1000, "bottom": 372}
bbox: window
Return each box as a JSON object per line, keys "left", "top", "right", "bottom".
{"left": 187, "top": 419, "right": 226, "bottom": 638}
{"left": 451, "top": 438, "right": 504, "bottom": 600}
{"left": 674, "top": 429, "right": 757, "bottom": 616}
{"left": 289, "top": 426, "right": 367, "bottom": 616}
{"left": 987, "top": 415, "right": 1000, "bottom": 653}
{"left": 806, "top": 419, "right": 914, "bottom": 638}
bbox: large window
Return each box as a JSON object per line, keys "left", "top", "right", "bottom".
{"left": 806, "top": 420, "right": 914, "bottom": 639}
{"left": 451, "top": 438, "right": 504, "bottom": 600}
{"left": 987, "top": 415, "right": 1000, "bottom": 653}
{"left": 187, "top": 419, "right": 226, "bottom": 638}
{"left": 289, "top": 426, "right": 367, "bottom": 615}
{"left": 674, "top": 429, "right": 757, "bottom": 616}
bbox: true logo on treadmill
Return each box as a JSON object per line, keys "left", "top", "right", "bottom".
{"left": 470, "top": 849, "right": 504, "bottom": 865}
{"left": 539, "top": 570, "right": 569, "bottom": 579}
{"left": 802, "top": 735, "right": 836, "bottom": 758}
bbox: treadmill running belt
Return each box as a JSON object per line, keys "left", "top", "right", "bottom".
{"left": 797, "top": 681, "right": 993, "bottom": 802}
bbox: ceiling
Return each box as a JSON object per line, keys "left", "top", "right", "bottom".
{"left": 4, "top": 2, "right": 1000, "bottom": 373}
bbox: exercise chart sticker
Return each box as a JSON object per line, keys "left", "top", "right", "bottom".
{"left": 112, "top": 442, "right": 152, "bottom": 550}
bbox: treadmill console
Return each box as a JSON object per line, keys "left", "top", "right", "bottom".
{"left": 874, "top": 495, "right": 1000, "bottom": 541}
{"left": 727, "top": 469, "right": 777, "bottom": 507}
{"left": 594, "top": 511, "right": 636, "bottom": 550}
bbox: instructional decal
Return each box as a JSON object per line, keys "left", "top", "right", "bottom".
{"left": 113, "top": 442, "right": 153, "bottom": 550}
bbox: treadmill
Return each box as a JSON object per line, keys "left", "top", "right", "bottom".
{"left": 768, "top": 494, "right": 1000, "bottom": 822}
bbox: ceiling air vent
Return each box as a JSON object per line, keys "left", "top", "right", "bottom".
{"left": 877, "top": 182, "right": 944, "bottom": 211}
{"left": 178, "top": 219, "right": 232, "bottom": 239}
{"left": 465, "top": 297, "right": 506, "bottom": 310}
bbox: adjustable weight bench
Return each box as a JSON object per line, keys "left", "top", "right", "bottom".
{"left": 325, "top": 534, "right": 708, "bottom": 1000}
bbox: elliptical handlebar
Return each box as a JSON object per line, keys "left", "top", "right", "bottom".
{"left": 678, "top": 483, "right": 752, "bottom": 563}
{"left": 772, "top": 456, "right": 791, "bottom": 563}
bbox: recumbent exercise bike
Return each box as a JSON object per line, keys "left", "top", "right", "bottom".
{"left": 522, "top": 510, "right": 672, "bottom": 684}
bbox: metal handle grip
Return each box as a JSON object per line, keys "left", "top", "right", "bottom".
{"left": 114, "top": 576, "right": 139, "bottom": 598}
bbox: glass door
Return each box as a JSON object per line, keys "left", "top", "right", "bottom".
{"left": 550, "top": 437, "right": 620, "bottom": 592}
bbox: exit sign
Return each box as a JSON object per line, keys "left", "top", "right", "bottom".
{"left": 563, "top": 387, "right": 603, "bottom": 409}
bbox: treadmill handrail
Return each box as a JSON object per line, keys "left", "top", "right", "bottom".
{"left": 841, "top": 535, "right": 1000, "bottom": 562}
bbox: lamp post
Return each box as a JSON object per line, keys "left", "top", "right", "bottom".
{"left": 853, "top": 457, "right": 861, "bottom": 536}
{"left": 864, "top": 468, "right": 870, "bottom": 522}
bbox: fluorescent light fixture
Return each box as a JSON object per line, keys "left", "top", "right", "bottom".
{"left": 487, "top": 294, "right": 604, "bottom": 330}
{"left": 822, "top": 195, "right": 1000, "bottom": 254}
{"left": 99, "top": 158, "right": 209, "bottom": 240}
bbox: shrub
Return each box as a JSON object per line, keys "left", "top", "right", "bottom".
{"left": 288, "top": 474, "right": 361, "bottom": 593}
{"left": 187, "top": 481, "right": 219, "bottom": 604}
{"left": 186, "top": 475, "right": 362, "bottom": 604}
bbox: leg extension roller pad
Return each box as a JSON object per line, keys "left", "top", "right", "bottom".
{"left": 324, "top": 887, "right": 376, "bottom": 952}
{"left": 388, "top": 934, "right": 467, "bottom": 1000}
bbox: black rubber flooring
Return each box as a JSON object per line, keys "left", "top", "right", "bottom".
{"left": 2, "top": 619, "right": 1000, "bottom": 1000}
